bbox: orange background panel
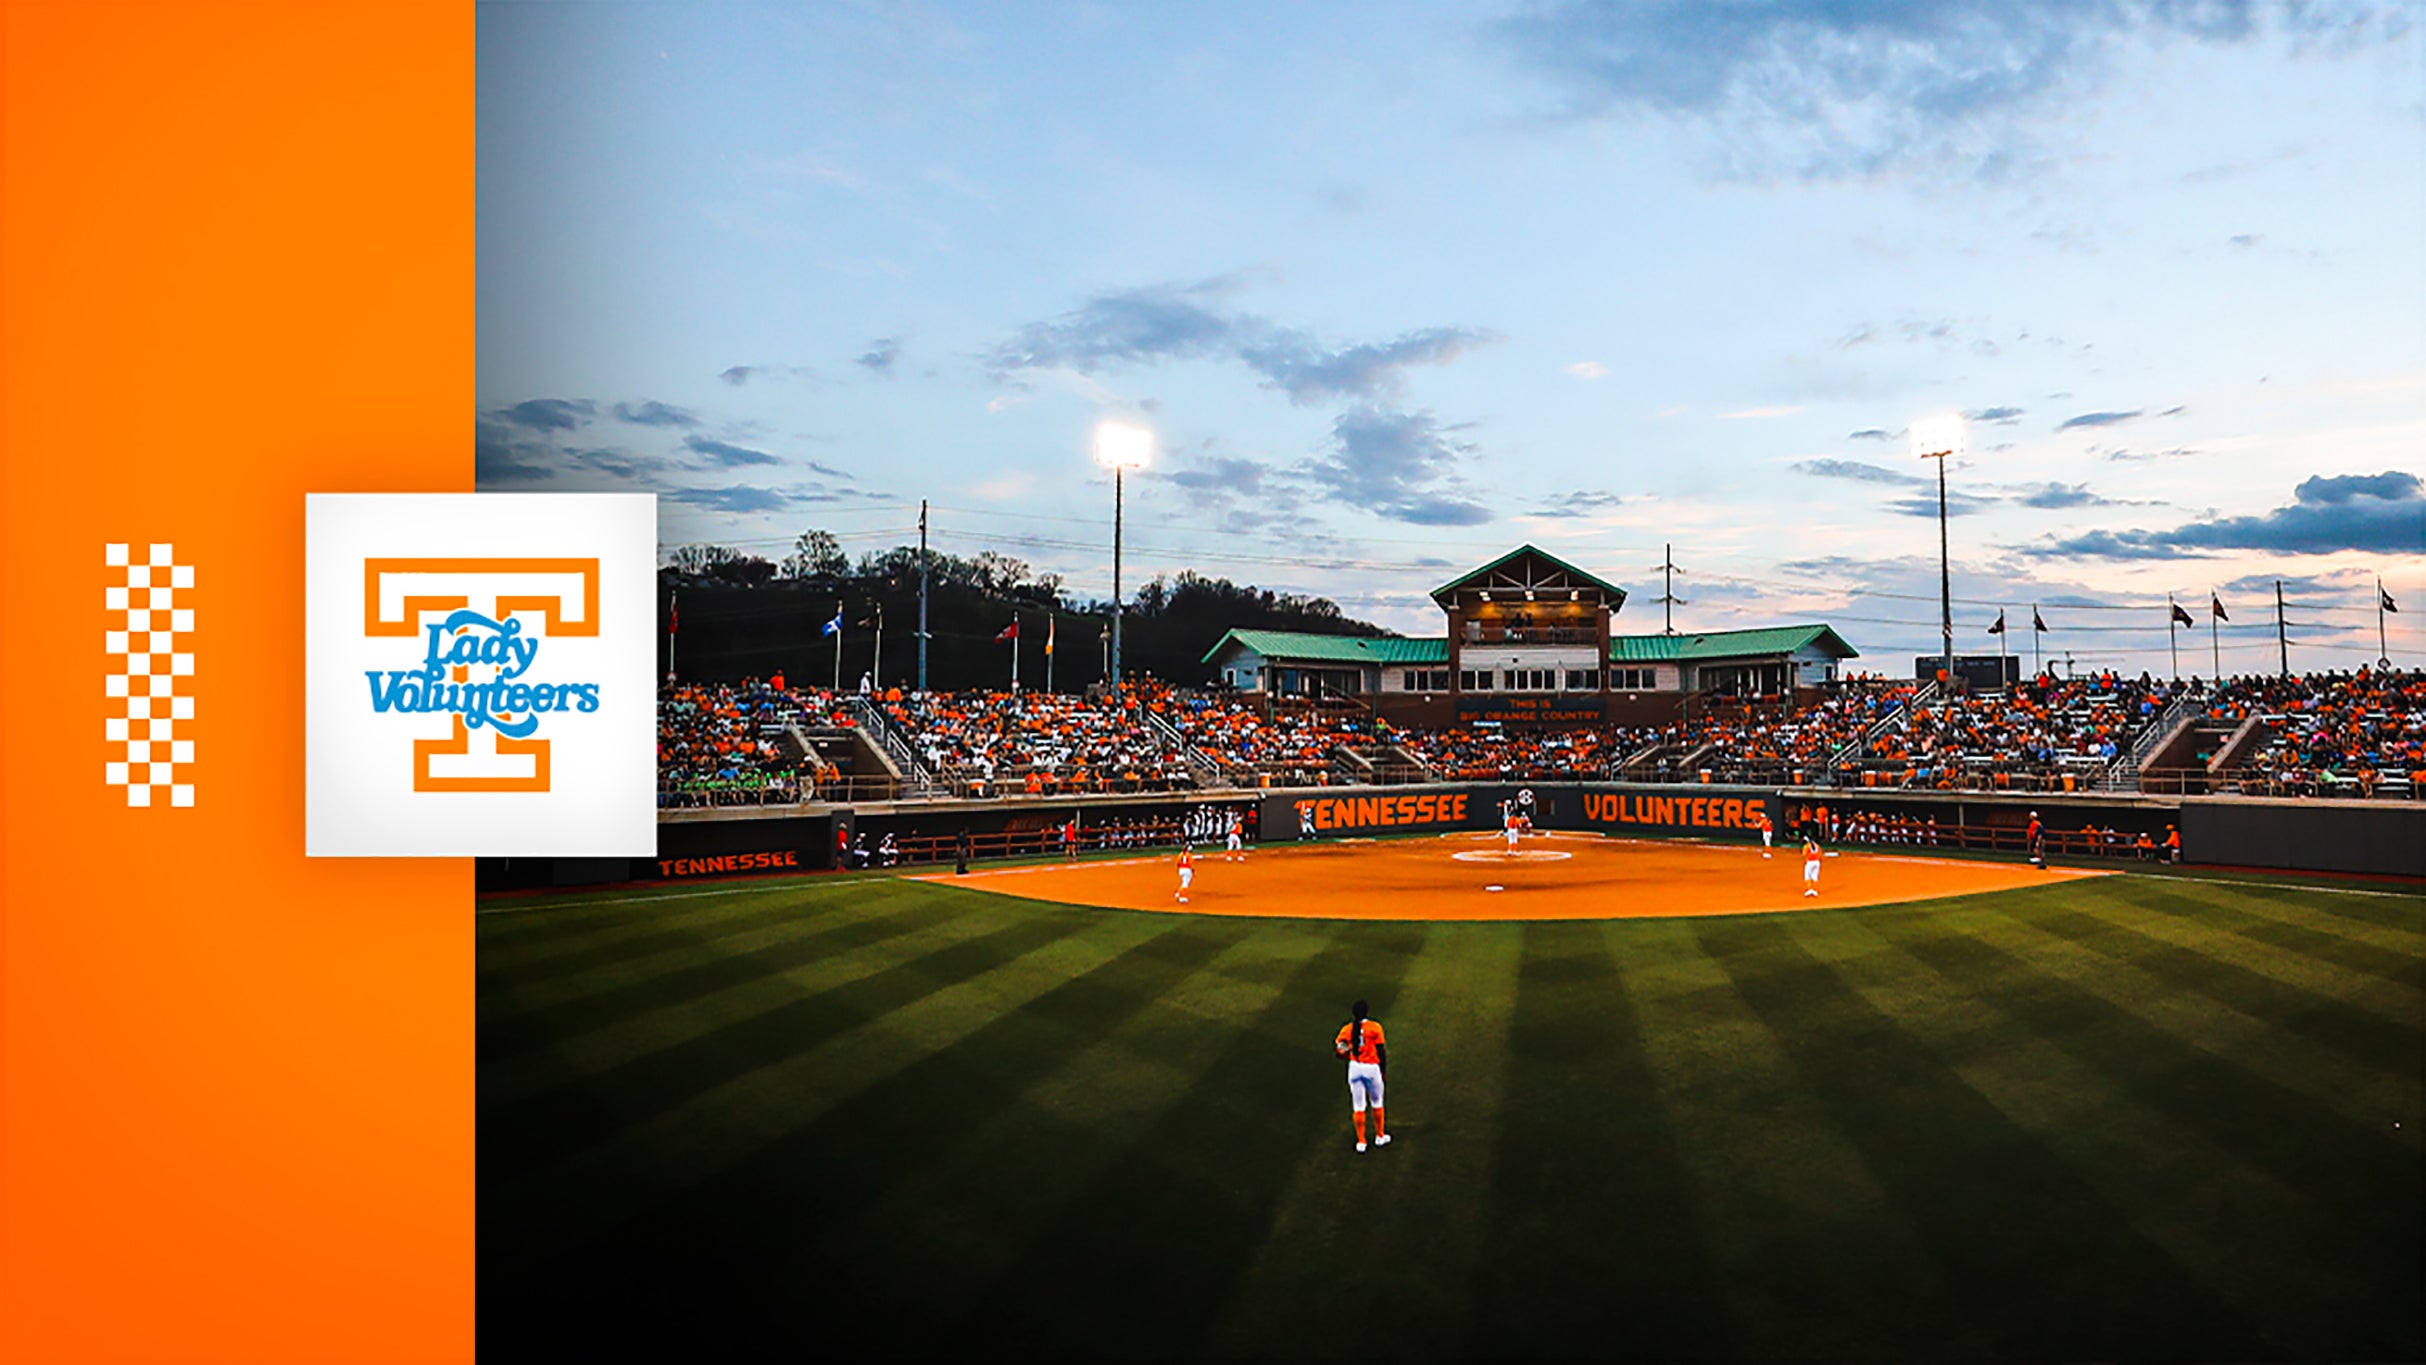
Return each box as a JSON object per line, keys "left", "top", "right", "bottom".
{"left": 2, "top": 3, "right": 472, "bottom": 1361}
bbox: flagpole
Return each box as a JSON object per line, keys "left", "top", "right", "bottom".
{"left": 2210, "top": 592, "right": 2220, "bottom": 681}
{"left": 1046, "top": 611, "right": 1055, "bottom": 693}
{"left": 2380, "top": 576, "right": 2392, "bottom": 670}
{"left": 666, "top": 584, "right": 677, "bottom": 683}
{"left": 2168, "top": 595, "right": 2179, "bottom": 681}
{"left": 2031, "top": 603, "right": 2040, "bottom": 679}
{"left": 873, "top": 602, "right": 884, "bottom": 691}
{"left": 1012, "top": 614, "right": 1021, "bottom": 692}
{"left": 832, "top": 597, "right": 843, "bottom": 693}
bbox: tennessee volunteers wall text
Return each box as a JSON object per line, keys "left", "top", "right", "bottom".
{"left": 1296, "top": 792, "right": 1470, "bottom": 832}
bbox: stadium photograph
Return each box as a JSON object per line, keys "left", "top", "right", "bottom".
{"left": 472, "top": 5, "right": 2422, "bottom": 1362}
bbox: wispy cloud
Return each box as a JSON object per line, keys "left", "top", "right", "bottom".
{"left": 1310, "top": 406, "right": 1492, "bottom": 526}
{"left": 684, "top": 435, "right": 781, "bottom": 468}
{"left": 1494, "top": 0, "right": 2407, "bottom": 181}
{"left": 1529, "top": 489, "right": 1626, "bottom": 518}
{"left": 1719, "top": 404, "right": 1806, "bottom": 420}
{"left": 2029, "top": 470, "right": 2426, "bottom": 558}
{"left": 613, "top": 400, "right": 701, "bottom": 428}
{"left": 989, "top": 276, "right": 1496, "bottom": 406}
{"left": 2057, "top": 409, "right": 2145, "bottom": 431}
{"left": 494, "top": 398, "right": 596, "bottom": 431}
{"left": 718, "top": 363, "right": 817, "bottom": 386}
{"left": 856, "top": 337, "right": 902, "bottom": 376}
{"left": 1967, "top": 405, "right": 2025, "bottom": 424}
{"left": 666, "top": 485, "right": 798, "bottom": 514}
{"left": 1795, "top": 457, "right": 1924, "bottom": 487}
{"left": 1566, "top": 360, "right": 1609, "bottom": 380}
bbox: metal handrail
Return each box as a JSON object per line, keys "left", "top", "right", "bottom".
{"left": 846, "top": 695, "right": 939, "bottom": 797}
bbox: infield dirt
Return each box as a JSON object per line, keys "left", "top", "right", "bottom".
{"left": 916, "top": 830, "right": 2109, "bottom": 921}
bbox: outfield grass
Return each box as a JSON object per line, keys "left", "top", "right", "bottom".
{"left": 478, "top": 864, "right": 2422, "bottom": 1360}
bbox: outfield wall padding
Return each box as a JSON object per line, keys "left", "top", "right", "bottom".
{"left": 2179, "top": 799, "right": 2425, "bottom": 878}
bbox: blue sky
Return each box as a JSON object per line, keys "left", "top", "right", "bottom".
{"left": 477, "top": 1, "right": 2425, "bottom": 677}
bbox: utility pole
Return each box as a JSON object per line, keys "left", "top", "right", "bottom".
{"left": 2275, "top": 579, "right": 2289, "bottom": 678}
{"left": 1649, "top": 543, "right": 1686, "bottom": 635}
{"left": 916, "top": 499, "right": 930, "bottom": 693}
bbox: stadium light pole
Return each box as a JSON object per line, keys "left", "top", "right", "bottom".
{"left": 1094, "top": 420, "right": 1152, "bottom": 688}
{"left": 1910, "top": 414, "right": 1965, "bottom": 697}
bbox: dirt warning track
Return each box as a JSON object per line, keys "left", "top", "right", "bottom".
{"left": 918, "top": 831, "right": 2108, "bottom": 922}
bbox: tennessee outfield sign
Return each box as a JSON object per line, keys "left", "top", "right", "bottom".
{"left": 1290, "top": 792, "right": 1474, "bottom": 834}
{"left": 305, "top": 494, "right": 656, "bottom": 858}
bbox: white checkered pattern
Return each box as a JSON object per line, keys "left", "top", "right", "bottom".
{"left": 104, "top": 543, "right": 195, "bottom": 808}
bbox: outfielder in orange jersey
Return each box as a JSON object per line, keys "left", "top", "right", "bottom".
{"left": 1175, "top": 845, "right": 1194, "bottom": 903}
{"left": 1758, "top": 810, "right": 1774, "bottom": 858}
{"left": 1334, "top": 1000, "right": 1389, "bottom": 1152}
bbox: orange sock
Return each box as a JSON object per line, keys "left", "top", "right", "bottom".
{"left": 1373, "top": 1105, "right": 1385, "bottom": 1138}
{"left": 1353, "top": 1111, "right": 1367, "bottom": 1143}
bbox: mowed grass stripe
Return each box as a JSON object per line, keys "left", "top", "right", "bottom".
{"left": 2034, "top": 887, "right": 2421, "bottom": 1030}
{"left": 486, "top": 920, "right": 1258, "bottom": 1357}
{"left": 1963, "top": 906, "right": 2423, "bottom": 1135}
{"left": 1201, "top": 921, "right": 1523, "bottom": 1358}
{"left": 1891, "top": 930, "right": 2420, "bottom": 1259}
{"left": 483, "top": 908, "right": 1118, "bottom": 1184}
{"left": 939, "top": 925, "right": 1431, "bottom": 1354}
{"left": 779, "top": 924, "right": 1343, "bottom": 1348}
{"left": 478, "top": 886, "right": 971, "bottom": 1053}
{"left": 1612, "top": 918, "right": 1968, "bottom": 1359}
{"left": 2121, "top": 882, "right": 2426, "bottom": 988}
{"left": 476, "top": 880, "right": 948, "bottom": 998}
{"left": 1791, "top": 909, "right": 2412, "bottom": 1360}
{"left": 486, "top": 909, "right": 1177, "bottom": 1249}
{"left": 2027, "top": 905, "right": 2421, "bottom": 1070}
{"left": 479, "top": 893, "right": 1027, "bottom": 1105}
{"left": 1465, "top": 921, "right": 1733, "bottom": 1360}
{"left": 1705, "top": 915, "right": 2257, "bottom": 1360}
{"left": 474, "top": 877, "right": 885, "bottom": 964}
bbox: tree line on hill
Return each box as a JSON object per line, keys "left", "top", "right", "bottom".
{"left": 660, "top": 530, "right": 1392, "bottom": 692}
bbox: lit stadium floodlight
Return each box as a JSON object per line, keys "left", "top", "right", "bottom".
{"left": 1093, "top": 420, "right": 1152, "bottom": 686}
{"left": 1094, "top": 420, "right": 1152, "bottom": 470}
{"left": 1909, "top": 413, "right": 1966, "bottom": 461}
{"left": 1911, "top": 413, "right": 1965, "bottom": 693}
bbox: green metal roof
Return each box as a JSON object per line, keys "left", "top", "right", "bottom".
{"left": 1205, "top": 623, "right": 1856, "bottom": 667}
{"left": 1607, "top": 624, "right": 1859, "bottom": 662}
{"left": 1201, "top": 629, "right": 1448, "bottom": 666}
{"left": 1428, "top": 544, "right": 1630, "bottom": 609}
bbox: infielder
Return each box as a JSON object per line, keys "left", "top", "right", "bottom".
{"left": 1334, "top": 1000, "right": 1389, "bottom": 1153}
{"left": 1758, "top": 810, "right": 1774, "bottom": 858}
{"left": 1803, "top": 835, "right": 1822, "bottom": 897}
{"left": 1225, "top": 813, "right": 1244, "bottom": 861}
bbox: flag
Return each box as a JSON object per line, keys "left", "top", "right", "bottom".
{"left": 2032, "top": 607, "right": 2048, "bottom": 633}
{"left": 995, "top": 620, "right": 1019, "bottom": 642}
{"left": 821, "top": 610, "right": 842, "bottom": 636}
{"left": 668, "top": 590, "right": 679, "bottom": 634}
{"left": 2169, "top": 602, "right": 2194, "bottom": 627}
{"left": 2211, "top": 594, "right": 2227, "bottom": 621}
{"left": 1045, "top": 616, "right": 1056, "bottom": 656}
{"left": 1986, "top": 610, "right": 2006, "bottom": 636}
{"left": 2385, "top": 587, "right": 2401, "bottom": 613}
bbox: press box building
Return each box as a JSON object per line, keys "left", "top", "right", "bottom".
{"left": 1201, "top": 545, "right": 1858, "bottom": 728}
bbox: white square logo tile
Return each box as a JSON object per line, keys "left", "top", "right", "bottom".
{"left": 306, "top": 494, "right": 657, "bottom": 857}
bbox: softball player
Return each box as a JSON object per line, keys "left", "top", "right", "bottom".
{"left": 1803, "top": 835, "right": 1822, "bottom": 897}
{"left": 1176, "top": 845, "right": 1194, "bottom": 903}
{"left": 1334, "top": 1000, "right": 1389, "bottom": 1152}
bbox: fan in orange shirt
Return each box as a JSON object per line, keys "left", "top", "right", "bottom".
{"left": 1334, "top": 1000, "right": 1390, "bottom": 1153}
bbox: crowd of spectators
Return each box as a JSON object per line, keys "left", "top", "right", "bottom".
{"left": 657, "top": 676, "right": 853, "bottom": 807}
{"left": 2203, "top": 668, "right": 2426, "bottom": 797}
{"left": 655, "top": 668, "right": 2422, "bottom": 806}
{"left": 1826, "top": 672, "right": 2177, "bottom": 791}
{"left": 879, "top": 683, "right": 1197, "bottom": 796}
{"left": 1394, "top": 725, "right": 1621, "bottom": 780}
